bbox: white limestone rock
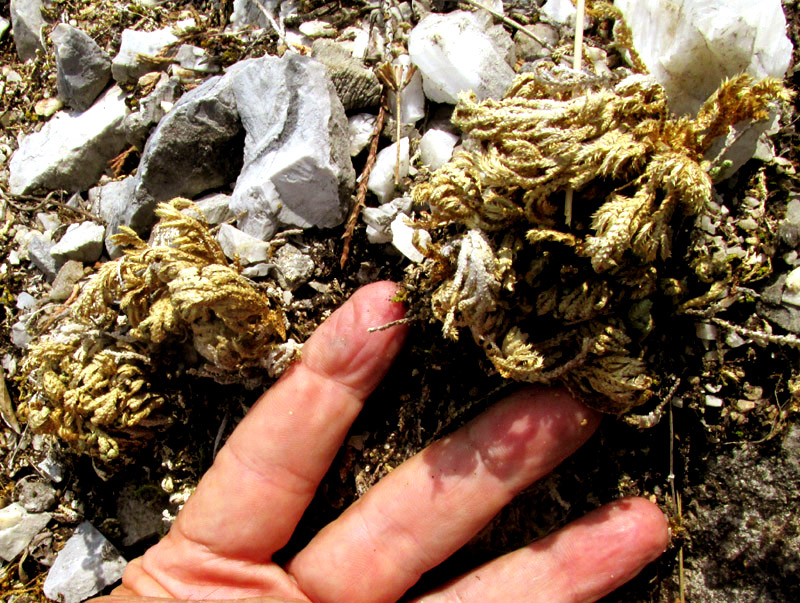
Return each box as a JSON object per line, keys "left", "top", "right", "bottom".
{"left": 195, "top": 193, "right": 235, "bottom": 225}
{"left": 52, "top": 24, "right": 112, "bottom": 112}
{"left": 50, "top": 222, "right": 105, "bottom": 264}
{"left": 216, "top": 223, "right": 270, "bottom": 265}
{"left": 419, "top": 129, "right": 459, "bottom": 171}
{"left": 9, "top": 86, "right": 130, "bottom": 195}
{"left": 348, "top": 113, "right": 377, "bottom": 156}
{"left": 541, "top": 0, "right": 577, "bottom": 25}
{"left": 367, "top": 138, "right": 410, "bottom": 204}
{"left": 387, "top": 55, "right": 425, "bottom": 125}
{"left": 391, "top": 215, "right": 430, "bottom": 263}
{"left": 111, "top": 27, "right": 179, "bottom": 85}
{"left": 0, "top": 17, "right": 10, "bottom": 42}
{"left": 230, "top": 53, "right": 354, "bottom": 240}
{"left": 614, "top": 0, "right": 793, "bottom": 117}
{"left": 408, "top": 10, "right": 515, "bottom": 105}
{"left": 362, "top": 196, "right": 413, "bottom": 244}
{"left": 0, "top": 503, "right": 51, "bottom": 562}
{"left": 43, "top": 522, "right": 127, "bottom": 603}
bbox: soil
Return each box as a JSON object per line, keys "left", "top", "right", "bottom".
{"left": 1, "top": 1, "right": 799, "bottom": 602}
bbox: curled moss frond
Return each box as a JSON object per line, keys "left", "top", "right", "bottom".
{"left": 20, "top": 199, "right": 293, "bottom": 460}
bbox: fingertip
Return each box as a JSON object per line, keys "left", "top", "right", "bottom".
{"left": 609, "top": 496, "right": 671, "bottom": 561}
{"left": 301, "top": 281, "right": 407, "bottom": 391}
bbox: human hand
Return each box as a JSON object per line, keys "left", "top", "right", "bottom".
{"left": 95, "top": 281, "right": 669, "bottom": 603}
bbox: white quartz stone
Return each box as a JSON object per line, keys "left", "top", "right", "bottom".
{"left": 614, "top": 0, "right": 792, "bottom": 116}
{"left": 367, "top": 138, "right": 410, "bottom": 204}
{"left": 419, "top": 129, "right": 459, "bottom": 171}
{"left": 390, "top": 215, "right": 430, "bottom": 263}
{"left": 408, "top": 10, "right": 515, "bottom": 105}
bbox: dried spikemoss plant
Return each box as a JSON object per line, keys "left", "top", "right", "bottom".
{"left": 19, "top": 199, "right": 297, "bottom": 461}
{"left": 409, "top": 65, "right": 792, "bottom": 415}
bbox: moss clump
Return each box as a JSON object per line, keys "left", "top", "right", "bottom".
{"left": 410, "top": 66, "right": 791, "bottom": 414}
{"left": 20, "top": 200, "right": 296, "bottom": 461}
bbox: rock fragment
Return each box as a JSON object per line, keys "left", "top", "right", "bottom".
{"left": 43, "top": 522, "right": 127, "bottom": 603}
{"left": 50, "top": 222, "right": 105, "bottom": 264}
{"left": 230, "top": 53, "right": 354, "bottom": 240}
{"left": 8, "top": 86, "right": 130, "bottom": 195}
{"left": 9, "top": 0, "right": 46, "bottom": 61}
{"left": 216, "top": 223, "right": 270, "bottom": 265}
{"left": 16, "top": 477, "right": 57, "bottom": 513}
{"left": 348, "top": 113, "right": 377, "bottom": 156}
{"left": 367, "top": 138, "right": 410, "bottom": 204}
{"left": 274, "top": 244, "right": 315, "bottom": 290}
{"left": 195, "top": 193, "right": 235, "bottom": 225}
{"left": 0, "top": 503, "right": 51, "bottom": 562}
{"left": 117, "top": 486, "right": 165, "bottom": 546}
{"left": 124, "top": 70, "right": 245, "bottom": 237}
{"left": 52, "top": 24, "right": 112, "bottom": 112}
{"left": 615, "top": 0, "right": 792, "bottom": 116}
{"left": 50, "top": 260, "right": 85, "bottom": 302}
{"left": 111, "top": 27, "right": 179, "bottom": 85}
{"left": 419, "top": 129, "right": 459, "bottom": 171}
{"left": 28, "top": 232, "right": 59, "bottom": 281}
{"left": 409, "top": 10, "right": 515, "bottom": 104}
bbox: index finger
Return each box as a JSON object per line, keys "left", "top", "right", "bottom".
{"left": 149, "top": 281, "right": 407, "bottom": 561}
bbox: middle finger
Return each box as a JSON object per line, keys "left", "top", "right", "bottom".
{"left": 287, "top": 387, "right": 600, "bottom": 603}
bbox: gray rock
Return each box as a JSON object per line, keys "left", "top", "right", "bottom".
{"left": 274, "top": 244, "right": 315, "bottom": 290}
{"left": 111, "top": 27, "right": 178, "bottom": 85}
{"left": 123, "top": 71, "right": 245, "bottom": 238}
{"left": 9, "top": 0, "right": 46, "bottom": 61}
{"left": 175, "top": 44, "right": 220, "bottom": 74}
{"left": 230, "top": 53, "right": 355, "bottom": 240}
{"left": 758, "top": 275, "right": 800, "bottom": 334}
{"left": 8, "top": 86, "right": 130, "bottom": 195}
{"left": 194, "top": 193, "right": 235, "bottom": 225}
{"left": 124, "top": 53, "right": 353, "bottom": 242}
{"left": 89, "top": 176, "right": 136, "bottom": 257}
{"left": 43, "top": 522, "right": 127, "bottom": 603}
{"left": 124, "top": 74, "right": 182, "bottom": 148}
{"left": 311, "top": 39, "right": 382, "bottom": 110}
{"left": 16, "top": 477, "right": 57, "bottom": 513}
{"left": 28, "top": 232, "right": 59, "bottom": 281}
{"left": 89, "top": 176, "right": 135, "bottom": 225}
{"left": 117, "top": 485, "right": 165, "bottom": 546}
{"left": 52, "top": 24, "right": 112, "bottom": 112}
{"left": 230, "top": 0, "right": 278, "bottom": 30}
{"left": 49, "top": 260, "right": 85, "bottom": 301}
{"left": 409, "top": 10, "right": 515, "bottom": 104}
{"left": 514, "top": 23, "right": 558, "bottom": 61}
{"left": 50, "top": 222, "right": 105, "bottom": 264}
{"left": 216, "top": 223, "right": 270, "bottom": 265}
{"left": 0, "top": 503, "right": 51, "bottom": 562}
{"left": 37, "top": 455, "right": 65, "bottom": 483}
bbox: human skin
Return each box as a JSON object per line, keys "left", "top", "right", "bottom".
{"left": 93, "top": 281, "right": 669, "bottom": 603}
